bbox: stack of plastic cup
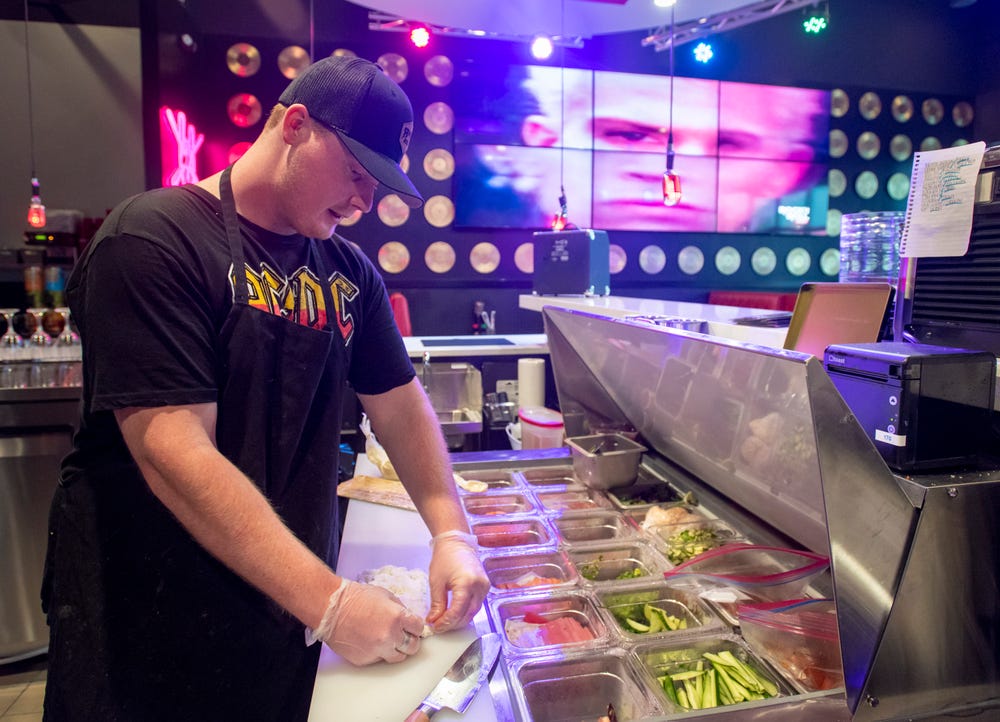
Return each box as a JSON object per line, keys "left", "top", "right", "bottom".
{"left": 839, "top": 211, "right": 905, "bottom": 283}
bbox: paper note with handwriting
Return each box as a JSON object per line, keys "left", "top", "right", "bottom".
{"left": 899, "top": 141, "right": 985, "bottom": 258}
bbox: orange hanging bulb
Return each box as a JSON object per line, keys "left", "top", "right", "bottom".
{"left": 662, "top": 170, "right": 682, "bottom": 207}
{"left": 27, "top": 177, "right": 45, "bottom": 228}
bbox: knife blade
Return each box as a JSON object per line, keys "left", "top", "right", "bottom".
{"left": 403, "top": 633, "right": 502, "bottom": 722}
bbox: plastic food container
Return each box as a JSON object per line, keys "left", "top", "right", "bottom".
{"left": 566, "top": 434, "right": 647, "bottom": 490}
{"left": 519, "top": 465, "right": 584, "bottom": 491}
{"left": 483, "top": 549, "right": 578, "bottom": 594}
{"left": 662, "top": 544, "right": 831, "bottom": 601}
{"left": 461, "top": 491, "right": 536, "bottom": 518}
{"left": 553, "top": 510, "right": 640, "bottom": 546}
{"left": 739, "top": 599, "right": 844, "bottom": 693}
{"left": 453, "top": 468, "right": 520, "bottom": 493}
{"left": 506, "top": 648, "right": 663, "bottom": 722}
{"left": 569, "top": 541, "right": 670, "bottom": 587}
{"left": 490, "top": 590, "right": 609, "bottom": 658}
{"left": 644, "top": 518, "right": 746, "bottom": 565}
{"left": 535, "top": 488, "right": 611, "bottom": 514}
{"left": 518, "top": 407, "right": 565, "bottom": 449}
{"left": 596, "top": 582, "right": 723, "bottom": 643}
{"left": 471, "top": 518, "right": 554, "bottom": 551}
{"left": 635, "top": 634, "right": 792, "bottom": 713}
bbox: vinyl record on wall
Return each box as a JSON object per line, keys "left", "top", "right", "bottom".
{"left": 227, "top": 93, "right": 262, "bottom": 127}
{"left": 423, "top": 149, "right": 455, "bottom": 180}
{"left": 891, "top": 95, "right": 914, "bottom": 122}
{"left": 424, "top": 55, "right": 454, "bottom": 87}
{"left": 378, "top": 53, "right": 408, "bottom": 83}
{"left": 952, "top": 101, "right": 974, "bottom": 127}
{"left": 278, "top": 46, "right": 311, "bottom": 79}
{"left": 226, "top": 42, "right": 261, "bottom": 77}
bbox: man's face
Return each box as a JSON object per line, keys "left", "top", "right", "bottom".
{"left": 277, "top": 120, "right": 379, "bottom": 239}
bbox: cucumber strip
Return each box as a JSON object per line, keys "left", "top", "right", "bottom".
{"left": 702, "top": 668, "right": 717, "bottom": 708}
{"left": 714, "top": 664, "right": 748, "bottom": 703}
{"left": 683, "top": 678, "right": 700, "bottom": 710}
{"left": 661, "top": 676, "right": 680, "bottom": 706}
{"left": 670, "top": 669, "right": 705, "bottom": 682}
{"left": 677, "top": 686, "right": 690, "bottom": 709}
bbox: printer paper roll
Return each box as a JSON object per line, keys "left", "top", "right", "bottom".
{"left": 518, "top": 358, "right": 545, "bottom": 409}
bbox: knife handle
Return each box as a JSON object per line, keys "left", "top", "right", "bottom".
{"left": 403, "top": 702, "right": 436, "bottom": 722}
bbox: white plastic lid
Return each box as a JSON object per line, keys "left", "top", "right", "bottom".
{"left": 518, "top": 406, "right": 564, "bottom": 428}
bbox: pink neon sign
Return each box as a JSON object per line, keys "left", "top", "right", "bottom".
{"left": 160, "top": 106, "right": 204, "bottom": 187}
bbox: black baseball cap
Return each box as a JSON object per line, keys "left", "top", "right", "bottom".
{"left": 279, "top": 56, "right": 423, "bottom": 208}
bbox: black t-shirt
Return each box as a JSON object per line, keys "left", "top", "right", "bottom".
{"left": 62, "top": 184, "right": 414, "bottom": 479}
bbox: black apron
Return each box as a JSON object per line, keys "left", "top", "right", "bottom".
{"left": 42, "top": 167, "right": 348, "bottom": 722}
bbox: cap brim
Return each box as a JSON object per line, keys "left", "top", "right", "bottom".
{"left": 335, "top": 130, "right": 423, "bottom": 209}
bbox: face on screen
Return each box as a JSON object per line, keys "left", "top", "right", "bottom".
{"left": 452, "top": 64, "right": 829, "bottom": 234}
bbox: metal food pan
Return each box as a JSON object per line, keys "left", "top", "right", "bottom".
{"left": 490, "top": 589, "right": 611, "bottom": 659}
{"left": 471, "top": 518, "right": 555, "bottom": 553}
{"left": 518, "top": 465, "right": 585, "bottom": 491}
{"left": 643, "top": 518, "right": 747, "bottom": 565}
{"left": 482, "top": 549, "right": 579, "bottom": 595}
{"left": 461, "top": 491, "right": 537, "bottom": 518}
{"left": 569, "top": 541, "right": 670, "bottom": 587}
{"left": 535, "top": 487, "right": 612, "bottom": 514}
{"left": 595, "top": 582, "right": 724, "bottom": 644}
{"left": 553, "top": 510, "right": 640, "bottom": 547}
{"left": 453, "top": 467, "right": 521, "bottom": 494}
{"left": 634, "top": 633, "right": 794, "bottom": 714}
{"left": 506, "top": 648, "right": 663, "bottom": 722}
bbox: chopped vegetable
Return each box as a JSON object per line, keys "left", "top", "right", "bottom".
{"left": 616, "top": 567, "right": 646, "bottom": 580}
{"left": 611, "top": 601, "right": 688, "bottom": 635}
{"left": 665, "top": 528, "right": 720, "bottom": 564}
{"left": 657, "top": 649, "right": 779, "bottom": 709}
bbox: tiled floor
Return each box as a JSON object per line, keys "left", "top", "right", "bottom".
{"left": 0, "top": 656, "right": 46, "bottom": 722}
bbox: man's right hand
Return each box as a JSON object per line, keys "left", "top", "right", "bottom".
{"left": 317, "top": 580, "right": 426, "bottom": 665}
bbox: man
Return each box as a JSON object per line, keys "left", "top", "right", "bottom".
{"left": 41, "top": 56, "right": 488, "bottom": 721}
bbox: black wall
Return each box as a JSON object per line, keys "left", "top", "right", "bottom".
{"left": 4, "top": 0, "right": 997, "bottom": 335}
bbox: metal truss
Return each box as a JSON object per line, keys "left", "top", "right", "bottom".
{"left": 641, "top": 0, "right": 823, "bottom": 51}
{"left": 367, "top": 11, "right": 585, "bottom": 49}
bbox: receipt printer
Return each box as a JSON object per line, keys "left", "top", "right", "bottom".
{"left": 824, "top": 342, "right": 996, "bottom": 471}
{"left": 533, "top": 229, "right": 610, "bottom": 296}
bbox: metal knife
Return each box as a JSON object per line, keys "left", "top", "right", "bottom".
{"left": 403, "top": 633, "right": 502, "bottom": 722}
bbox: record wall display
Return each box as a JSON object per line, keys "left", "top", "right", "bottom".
{"left": 227, "top": 93, "right": 262, "bottom": 127}
{"left": 226, "top": 43, "right": 261, "bottom": 77}
{"left": 377, "top": 53, "right": 408, "bottom": 82}
{"left": 278, "top": 46, "right": 310, "bottom": 78}
{"left": 424, "top": 55, "right": 454, "bottom": 87}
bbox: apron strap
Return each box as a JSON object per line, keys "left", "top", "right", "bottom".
{"left": 219, "top": 166, "right": 249, "bottom": 306}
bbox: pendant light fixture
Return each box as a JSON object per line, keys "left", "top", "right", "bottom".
{"left": 662, "top": 3, "right": 682, "bottom": 207}
{"left": 23, "top": 0, "right": 45, "bottom": 228}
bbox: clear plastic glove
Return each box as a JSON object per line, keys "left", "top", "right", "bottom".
{"left": 306, "top": 579, "right": 425, "bottom": 665}
{"left": 426, "top": 530, "right": 490, "bottom": 633}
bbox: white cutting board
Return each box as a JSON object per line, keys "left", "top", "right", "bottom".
{"left": 309, "top": 497, "right": 500, "bottom": 722}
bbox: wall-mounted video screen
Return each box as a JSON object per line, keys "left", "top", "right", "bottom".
{"left": 453, "top": 65, "right": 830, "bottom": 234}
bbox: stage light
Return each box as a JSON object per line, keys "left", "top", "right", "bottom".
{"left": 653, "top": 0, "right": 677, "bottom": 7}
{"left": 803, "top": 2, "right": 829, "bottom": 34}
{"left": 409, "top": 26, "right": 431, "bottom": 48}
{"left": 693, "top": 42, "right": 713, "bottom": 62}
{"left": 531, "top": 35, "right": 554, "bottom": 60}
{"left": 803, "top": 14, "right": 827, "bottom": 33}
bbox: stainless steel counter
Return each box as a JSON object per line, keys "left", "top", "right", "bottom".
{"left": 519, "top": 295, "right": 788, "bottom": 348}
{"left": 0, "top": 384, "right": 80, "bottom": 664}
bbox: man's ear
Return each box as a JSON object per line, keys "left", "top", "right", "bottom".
{"left": 282, "top": 104, "right": 310, "bottom": 144}
{"left": 521, "top": 115, "right": 559, "bottom": 148}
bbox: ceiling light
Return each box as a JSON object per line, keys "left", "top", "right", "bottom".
{"left": 531, "top": 35, "right": 554, "bottom": 60}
